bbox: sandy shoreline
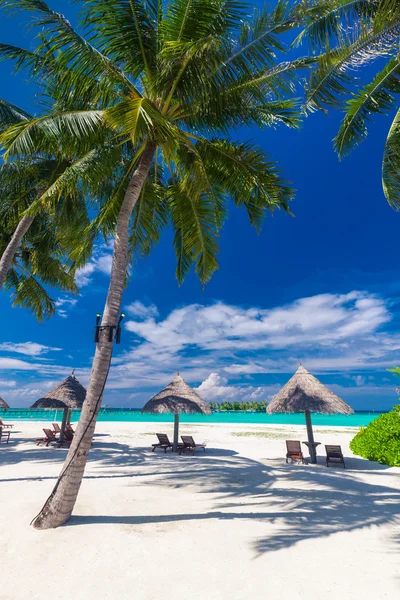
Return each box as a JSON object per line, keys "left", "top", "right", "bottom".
{"left": 1, "top": 421, "right": 399, "bottom": 599}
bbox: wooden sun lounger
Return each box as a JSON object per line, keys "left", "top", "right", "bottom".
{"left": 66, "top": 424, "right": 75, "bottom": 434}
{"left": 36, "top": 428, "right": 58, "bottom": 447}
{"left": 52, "top": 423, "right": 61, "bottom": 434}
{"left": 179, "top": 435, "right": 206, "bottom": 455}
{"left": 325, "top": 445, "right": 345, "bottom": 468}
{"left": 55, "top": 429, "right": 73, "bottom": 448}
{"left": 0, "top": 418, "right": 14, "bottom": 428}
{"left": 286, "top": 440, "right": 305, "bottom": 464}
{"left": 0, "top": 427, "right": 10, "bottom": 444}
{"left": 152, "top": 433, "right": 174, "bottom": 453}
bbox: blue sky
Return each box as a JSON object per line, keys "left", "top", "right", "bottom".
{"left": 1, "top": 1, "right": 400, "bottom": 410}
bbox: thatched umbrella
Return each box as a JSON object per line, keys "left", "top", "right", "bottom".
{"left": 267, "top": 364, "right": 354, "bottom": 463}
{"left": 141, "top": 374, "right": 212, "bottom": 451}
{"left": 0, "top": 396, "right": 9, "bottom": 410}
{"left": 31, "top": 371, "right": 86, "bottom": 409}
{"left": 30, "top": 398, "right": 68, "bottom": 409}
{"left": 30, "top": 371, "right": 86, "bottom": 441}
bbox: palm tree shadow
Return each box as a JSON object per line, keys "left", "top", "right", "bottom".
{"left": 70, "top": 446, "right": 400, "bottom": 555}
{"left": 3, "top": 436, "right": 400, "bottom": 555}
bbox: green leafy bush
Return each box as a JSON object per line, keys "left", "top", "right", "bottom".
{"left": 350, "top": 404, "right": 400, "bottom": 466}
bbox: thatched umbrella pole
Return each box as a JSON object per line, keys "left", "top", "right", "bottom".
{"left": 304, "top": 410, "right": 317, "bottom": 463}
{"left": 173, "top": 413, "right": 180, "bottom": 452}
{"left": 59, "top": 408, "right": 69, "bottom": 443}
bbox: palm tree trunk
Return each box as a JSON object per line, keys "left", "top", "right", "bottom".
{"left": 0, "top": 214, "right": 35, "bottom": 289}
{"left": 32, "top": 142, "right": 156, "bottom": 530}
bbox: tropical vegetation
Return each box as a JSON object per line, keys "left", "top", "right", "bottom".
{"left": 350, "top": 403, "right": 400, "bottom": 467}
{"left": 0, "top": 0, "right": 310, "bottom": 529}
{"left": 0, "top": 100, "right": 90, "bottom": 319}
{"left": 297, "top": 0, "right": 400, "bottom": 208}
{"left": 209, "top": 400, "right": 268, "bottom": 411}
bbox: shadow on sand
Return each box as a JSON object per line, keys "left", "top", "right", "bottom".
{"left": 2, "top": 436, "right": 400, "bottom": 554}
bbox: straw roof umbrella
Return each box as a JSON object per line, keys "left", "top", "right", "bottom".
{"left": 0, "top": 396, "right": 9, "bottom": 409}
{"left": 267, "top": 364, "right": 354, "bottom": 463}
{"left": 30, "top": 371, "right": 86, "bottom": 409}
{"left": 30, "top": 398, "right": 68, "bottom": 409}
{"left": 141, "top": 375, "right": 212, "bottom": 451}
{"left": 30, "top": 371, "right": 86, "bottom": 442}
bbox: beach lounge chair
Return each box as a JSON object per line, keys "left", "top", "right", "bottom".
{"left": 52, "top": 423, "right": 61, "bottom": 434}
{"left": 325, "top": 445, "right": 345, "bottom": 468}
{"left": 152, "top": 433, "right": 173, "bottom": 453}
{"left": 66, "top": 424, "right": 75, "bottom": 434}
{"left": 64, "top": 429, "right": 74, "bottom": 442}
{"left": 0, "top": 418, "right": 13, "bottom": 428}
{"left": 0, "top": 427, "right": 10, "bottom": 444}
{"left": 36, "top": 428, "right": 58, "bottom": 447}
{"left": 286, "top": 440, "right": 305, "bottom": 464}
{"left": 179, "top": 435, "right": 206, "bottom": 455}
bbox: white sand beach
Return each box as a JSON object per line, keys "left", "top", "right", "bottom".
{"left": 1, "top": 421, "right": 399, "bottom": 600}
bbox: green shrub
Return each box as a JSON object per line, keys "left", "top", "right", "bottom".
{"left": 350, "top": 404, "right": 400, "bottom": 466}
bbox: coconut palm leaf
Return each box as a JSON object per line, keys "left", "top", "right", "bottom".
{"left": 382, "top": 107, "right": 400, "bottom": 208}
{"left": 298, "top": 0, "right": 400, "bottom": 208}
{"left": 167, "top": 182, "right": 220, "bottom": 284}
{"left": 0, "top": 97, "right": 30, "bottom": 132}
{"left": 0, "top": 0, "right": 139, "bottom": 94}
{"left": 82, "top": 0, "right": 158, "bottom": 82}
{"left": 335, "top": 56, "right": 400, "bottom": 157}
{"left": 5, "top": 269, "right": 56, "bottom": 320}
{"left": 294, "top": 0, "right": 377, "bottom": 48}
{"left": 0, "top": 110, "right": 105, "bottom": 159}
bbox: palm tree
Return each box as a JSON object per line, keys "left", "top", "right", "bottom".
{"left": 0, "top": 0, "right": 308, "bottom": 529}
{"left": 0, "top": 97, "right": 93, "bottom": 316}
{"left": 296, "top": 0, "right": 400, "bottom": 207}
{"left": 0, "top": 210, "right": 79, "bottom": 320}
{"left": 0, "top": 100, "right": 37, "bottom": 290}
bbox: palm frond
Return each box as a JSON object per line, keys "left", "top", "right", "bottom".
{"left": 382, "top": 107, "right": 400, "bottom": 209}
{"left": 193, "top": 138, "right": 293, "bottom": 226}
{"left": 167, "top": 182, "right": 219, "bottom": 284}
{"left": 0, "top": 110, "right": 105, "bottom": 159}
{"left": 5, "top": 269, "right": 55, "bottom": 321}
{"left": 0, "top": 97, "right": 31, "bottom": 132}
{"left": 294, "top": 0, "right": 378, "bottom": 48}
{"left": 335, "top": 56, "right": 400, "bottom": 157}
{"left": 0, "top": 0, "right": 140, "bottom": 95}
{"left": 81, "top": 0, "right": 158, "bottom": 83}
{"left": 129, "top": 173, "right": 168, "bottom": 257}
{"left": 305, "top": 23, "right": 400, "bottom": 113}
{"left": 222, "top": 1, "right": 297, "bottom": 78}
{"left": 164, "top": 0, "right": 245, "bottom": 43}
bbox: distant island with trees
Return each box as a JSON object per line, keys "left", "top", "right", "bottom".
{"left": 209, "top": 401, "right": 268, "bottom": 412}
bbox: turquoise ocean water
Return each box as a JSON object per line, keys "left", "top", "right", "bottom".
{"left": 0, "top": 409, "right": 384, "bottom": 427}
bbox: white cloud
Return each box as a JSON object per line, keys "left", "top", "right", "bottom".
{"left": 75, "top": 244, "right": 114, "bottom": 287}
{"left": 0, "top": 358, "right": 37, "bottom": 370}
{"left": 125, "top": 301, "right": 159, "bottom": 320}
{"left": 2, "top": 290, "right": 399, "bottom": 409}
{"left": 124, "top": 292, "right": 390, "bottom": 363}
{"left": 75, "top": 262, "right": 97, "bottom": 287}
{"left": 0, "top": 342, "right": 61, "bottom": 357}
{"left": 55, "top": 297, "right": 78, "bottom": 318}
{"left": 6, "top": 387, "right": 44, "bottom": 397}
{"left": 196, "top": 372, "right": 277, "bottom": 403}
{"left": 0, "top": 379, "right": 17, "bottom": 388}
{"left": 97, "top": 255, "right": 113, "bottom": 275}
